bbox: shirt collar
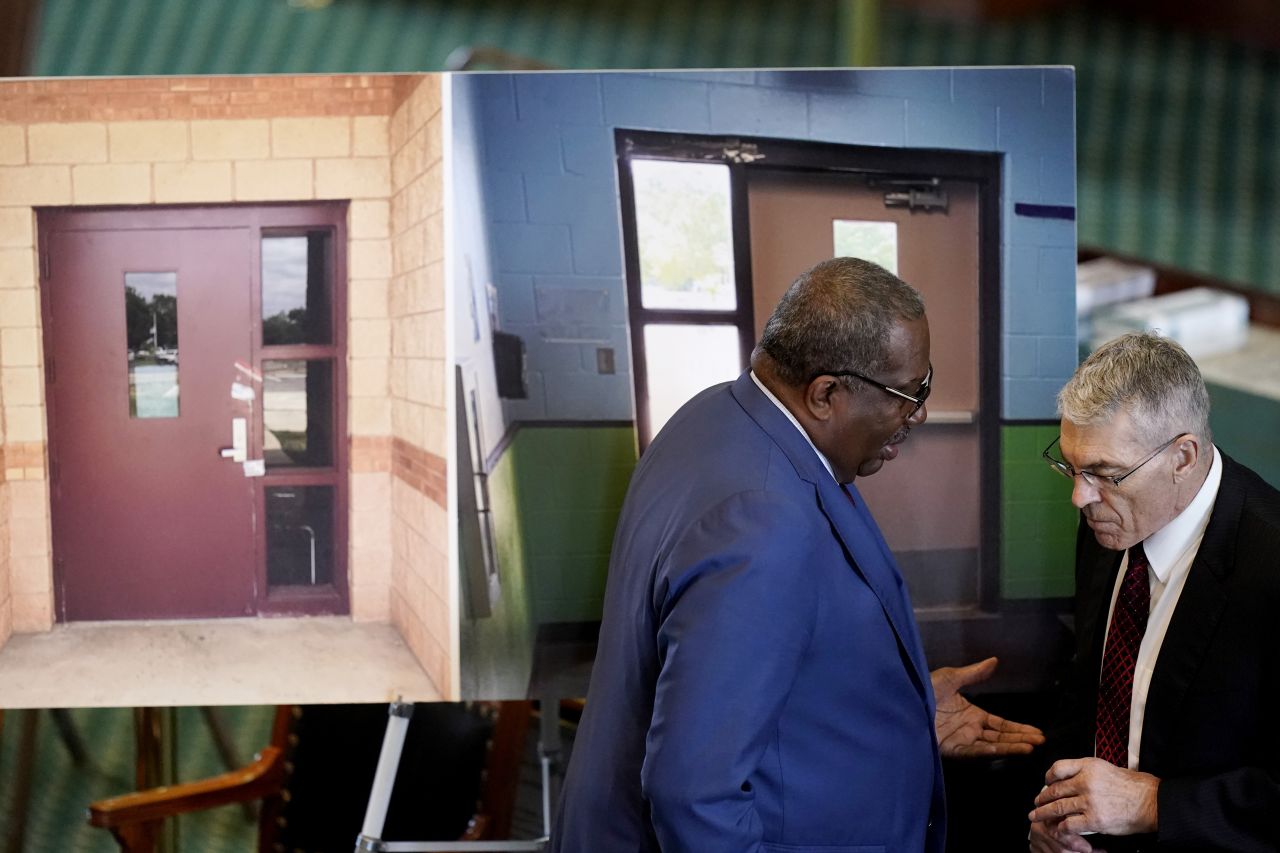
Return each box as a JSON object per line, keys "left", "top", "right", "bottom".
{"left": 1143, "top": 445, "right": 1222, "bottom": 583}
{"left": 749, "top": 369, "right": 838, "bottom": 483}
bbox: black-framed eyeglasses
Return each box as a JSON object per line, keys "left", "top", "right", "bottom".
{"left": 1042, "top": 433, "right": 1185, "bottom": 489}
{"left": 817, "top": 363, "right": 932, "bottom": 417}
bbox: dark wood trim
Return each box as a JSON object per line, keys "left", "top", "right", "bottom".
{"left": 0, "top": 0, "right": 39, "bottom": 77}
{"left": 977, "top": 155, "right": 1003, "bottom": 611}
{"left": 729, "top": 163, "right": 757, "bottom": 371}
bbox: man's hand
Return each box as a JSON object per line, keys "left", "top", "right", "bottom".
{"left": 931, "top": 657, "right": 1045, "bottom": 758}
{"left": 1028, "top": 757, "right": 1159, "bottom": 836}
{"left": 1029, "top": 816, "right": 1099, "bottom": 853}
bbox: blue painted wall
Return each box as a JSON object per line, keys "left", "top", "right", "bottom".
{"left": 455, "top": 68, "right": 1078, "bottom": 429}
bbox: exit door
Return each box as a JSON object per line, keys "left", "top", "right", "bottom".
{"left": 40, "top": 205, "right": 349, "bottom": 621}
{"left": 619, "top": 131, "right": 1002, "bottom": 610}
{"left": 748, "top": 171, "right": 986, "bottom": 610}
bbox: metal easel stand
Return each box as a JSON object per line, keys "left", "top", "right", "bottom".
{"left": 353, "top": 701, "right": 551, "bottom": 853}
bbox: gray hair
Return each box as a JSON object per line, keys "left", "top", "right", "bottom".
{"left": 756, "top": 257, "right": 925, "bottom": 387}
{"left": 1058, "top": 332, "right": 1212, "bottom": 446}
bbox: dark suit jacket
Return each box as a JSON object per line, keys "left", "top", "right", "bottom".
{"left": 1060, "top": 451, "right": 1280, "bottom": 852}
{"left": 552, "top": 372, "right": 945, "bottom": 853}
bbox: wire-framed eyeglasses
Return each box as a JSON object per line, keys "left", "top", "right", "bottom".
{"left": 1042, "top": 433, "right": 1185, "bottom": 489}
{"left": 818, "top": 364, "right": 932, "bottom": 417}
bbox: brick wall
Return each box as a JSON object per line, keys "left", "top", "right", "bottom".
{"left": 0, "top": 76, "right": 404, "bottom": 123}
{"left": 0, "top": 75, "right": 437, "bottom": 654}
{"left": 0, "top": 376, "right": 9, "bottom": 648}
{"left": 0, "top": 188, "right": 50, "bottom": 634}
{"left": 386, "top": 77, "right": 453, "bottom": 698}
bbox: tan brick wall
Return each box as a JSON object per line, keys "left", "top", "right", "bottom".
{"left": 0, "top": 76, "right": 408, "bottom": 124}
{"left": 0, "top": 75, "right": 436, "bottom": 648}
{"left": 386, "top": 76, "right": 453, "bottom": 699}
{"left": 0, "top": 377, "right": 10, "bottom": 650}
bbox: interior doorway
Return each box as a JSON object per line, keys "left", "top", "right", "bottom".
{"left": 747, "top": 170, "right": 983, "bottom": 610}
{"left": 617, "top": 131, "right": 1001, "bottom": 611}
{"left": 40, "top": 204, "right": 349, "bottom": 621}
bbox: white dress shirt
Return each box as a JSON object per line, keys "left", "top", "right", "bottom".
{"left": 749, "top": 370, "right": 839, "bottom": 483}
{"left": 1099, "top": 445, "right": 1223, "bottom": 769}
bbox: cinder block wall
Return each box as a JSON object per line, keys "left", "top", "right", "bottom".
{"left": 0, "top": 374, "right": 9, "bottom": 648}
{"left": 386, "top": 77, "right": 453, "bottom": 697}
{"left": 0, "top": 77, "right": 445, "bottom": 681}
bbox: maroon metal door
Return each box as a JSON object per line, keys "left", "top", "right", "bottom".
{"left": 42, "top": 205, "right": 349, "bottom": 621}
{"left": 45, "top": 222, "right": 256, "bottom": 619}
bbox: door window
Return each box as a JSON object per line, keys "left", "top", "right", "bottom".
{"left": 262, "top": 232, "right": 334, "bottom": 345}
{"left": 125, "top": 271, "right": 179, "bottom": 419}
{"left": 632, "top": 159, "right": 737, "bottom": 311}
{"left": 263, "top": 359, "right": 335, "bottom": 469}
{"left": 832, "top": 220, "right": 898, "bottom": 274}
{"left": 266, "top": 485, "right": 335, "bottom": 587}
{"left": 623, "top": 157, "right": 749, "bottom": 442}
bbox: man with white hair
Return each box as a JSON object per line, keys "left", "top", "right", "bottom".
{"left": 1029, "top": 332, "right": 1280, "bottom": 852}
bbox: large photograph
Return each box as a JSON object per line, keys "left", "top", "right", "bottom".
{"left": 0, "top": 73, "right": 453, "bottom": 706}
{"left": 453, "top": 66, "right": 1079, "bottom": 700}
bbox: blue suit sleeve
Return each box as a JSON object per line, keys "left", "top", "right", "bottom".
{"left": 641, "top": 489, "right": 823, "bottom": 853}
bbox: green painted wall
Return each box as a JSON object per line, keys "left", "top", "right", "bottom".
{"left": 1001, "top": 424, "right": 1078, "bottom": 599}
{"left": 460, "top": 423, "right": 636, "bottom": 696}
{"left": 1207, "top": 382, "right": 1280, "bottom": 490}
{"left": 459, "top": 439, "right": 536, "bottom": 699}
{"left": 512, "top": 426, "right": 638, "bottom": 624}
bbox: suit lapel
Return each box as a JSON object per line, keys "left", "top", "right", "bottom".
{"left": 730, "top": 372, "right": 934, "bottom": 707}
{"left": 1139, "top": 456, "right": 1240, "bottom": 769}
{"left": 826, "top": 478, "right": 934, "bottom": 706}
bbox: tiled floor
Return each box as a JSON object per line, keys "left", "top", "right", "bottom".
{"left": 0, "top": 617, "right": 442, "bottom": 708}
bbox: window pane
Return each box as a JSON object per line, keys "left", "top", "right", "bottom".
{"left": 125, "top": 272, "right": 179, "bottom": 419}
{"left": 263, "top": 359, "right": 334, "bottom": 468}
{"left": 262, "top": 232, "right": 332, "bottom": 345}
{"left": 644, "top": 324, "right": 741, "bottom": 437}
{"left": 266, "top": 485, "right": 334, "bottom": 587}
{"left": 833, "top": 220, "right": 898, "bottom": 274}
{"left": 632, "top": 159, "right": 736, "bottom": 311}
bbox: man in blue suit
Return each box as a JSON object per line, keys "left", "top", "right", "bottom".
{"left": 553, "top": 258, "right": 1042, "bottom": 852}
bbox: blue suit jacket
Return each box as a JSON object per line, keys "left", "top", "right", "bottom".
{"left": 553, "top": 373, "right": 946, "bottom": 853}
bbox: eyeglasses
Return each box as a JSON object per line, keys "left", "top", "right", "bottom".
{"left": 817, "top": 363, "right": 932, "bottom": 417}
{"left": 1041, "top": 433, "right": 1185, "bottom": 489}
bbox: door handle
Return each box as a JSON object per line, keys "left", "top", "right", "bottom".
{"left": 219, "top": 417, "right": 247, "bottom": 463}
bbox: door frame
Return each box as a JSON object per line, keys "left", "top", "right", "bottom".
{"left": 615, "top": 129, "right": 1003, "bottom": 610}
{"left": 38, "top": 201, "right": 351, "bottom": 620}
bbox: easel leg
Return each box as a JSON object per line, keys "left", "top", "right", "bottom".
{"left": 354, "top": 700, "right": 414, "bottom": 852}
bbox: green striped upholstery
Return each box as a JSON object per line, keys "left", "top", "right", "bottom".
{"left": 882, "top": 8, "right": 1280, "bottom": 295}
{"left": 0, "top": 706, "right": 271, "bottom": 851}
{"left": 31, "top": 0, "right": 842, "bottom": 75}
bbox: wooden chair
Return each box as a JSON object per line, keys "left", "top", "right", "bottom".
{"left": 89, "top": 701, "right": 533, "bottom": 853}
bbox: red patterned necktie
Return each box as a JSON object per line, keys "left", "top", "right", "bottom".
{"left": 1095, "top": 543, "right": 1151, "bottom": 767}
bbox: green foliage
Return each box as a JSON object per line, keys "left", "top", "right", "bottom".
{"left": 263, "top": 308, "right": 308, "bottom": 345}
{"left": 633, "top": 163, "right": 733, "bottom": 304}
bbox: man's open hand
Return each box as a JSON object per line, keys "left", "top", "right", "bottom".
{"left": 931, "top": 657, "right": 1045, "bottom": 758}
